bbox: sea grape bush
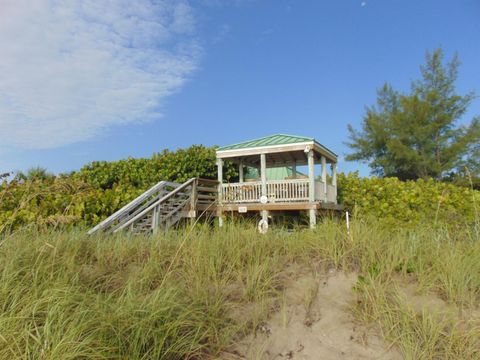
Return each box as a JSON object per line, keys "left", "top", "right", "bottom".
{"left": 0, "top": 147, "right": 478, "bottom": 232}
{"left": 77, "top": 145, "right": 237, "bottom": 189}
{"left": 0, "top": 145, "right": 237, "bottom": 232}
{"left": 338, "top": 172, "right": 479, "bottom": 224}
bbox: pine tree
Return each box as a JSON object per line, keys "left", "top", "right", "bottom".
{"left": 346, "top": 49, "right": 480, "bottom": 181}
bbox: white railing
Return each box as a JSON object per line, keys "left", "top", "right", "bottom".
{"left": 222, "top": 181, "right": 262, "bottom": 203}
{"left": 314, "top": 181, "right": 325, "bottom": 201}
{"left": 266, "top": 179, "right": 309, "bottom": 202}
{"left": 222, "top": 179, "right": 314, "bottom": 203}
{"left": 327, "top": 184, "right": 337, "bottom": 203}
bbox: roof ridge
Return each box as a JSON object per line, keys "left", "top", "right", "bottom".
{"left": 218, "top": 133, "right": 313, "bottom": 150}
{"left": 216, "top": 134, "right": 276, "bottom": 150}
{"left": 276, "top": 133, "right": 314, "bottom": 140}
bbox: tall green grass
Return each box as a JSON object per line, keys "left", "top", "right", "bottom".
{"left": 0, "top": 219, "right": 478, "bottom": 359}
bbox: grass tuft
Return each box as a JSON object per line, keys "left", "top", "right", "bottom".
{"left": 0, "top": 219, "right": 478, "bottom": 359}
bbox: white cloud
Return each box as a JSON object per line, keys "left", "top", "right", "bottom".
{"left": 0, "top": 0, "right": 201, "bottom": 149}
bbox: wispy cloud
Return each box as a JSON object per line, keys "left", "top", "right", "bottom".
{"left": 0, "top": 0, "right": 201, "bottom": 149}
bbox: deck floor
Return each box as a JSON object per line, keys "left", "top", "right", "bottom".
{"left": 197, "top": 201, "right": 343, "bottom": 212}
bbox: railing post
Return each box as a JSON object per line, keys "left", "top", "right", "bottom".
{"left": 217, "top": 158, "right": 224, "bottom": 227}
{"left": 260, "top": 153, "right": 268, "bottom": 224}
{"left": 190, "top": 179, "right": 197, "bottom": 223}
{"left": 152, "top": 205, "right": 160, "bottom": 235}
{"left": 332, "top": 163, "right": 337, "bottom": 204}
{"left": 321, "top": 155, "right": 327, "bottom": 201}
{"left": 307, "top": 149, "right": 316, "bottom": 229}
{"left": 239, "top": 160, "right": 244, "bottom": 183}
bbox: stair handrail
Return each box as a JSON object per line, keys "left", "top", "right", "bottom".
{"left": 112, "top": 178, "right": 196, "bottom": 233}
{"left": 87, "top": 180, "right": 178, "bottom": 235}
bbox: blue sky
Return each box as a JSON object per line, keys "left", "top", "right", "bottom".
{"left": 1, "top": 0, "right": 479, "bottom": 176}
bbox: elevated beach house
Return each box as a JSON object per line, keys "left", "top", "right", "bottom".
{"left": 216, "top": 134, "right": 340, "bottom": 229}
{"left": 88, "top": 134, "right": 340, "bottom": 235}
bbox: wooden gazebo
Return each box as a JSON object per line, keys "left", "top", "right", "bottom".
{"left": 216, "top": 134, "right": 341, "bottom": 228}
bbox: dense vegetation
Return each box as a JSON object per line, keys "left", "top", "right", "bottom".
{"left": 1, "top": 144, "right": 479, "bottom": 359}
{"left": 1, "top": 153, "right": 478, "bottom": 233}
{"left": 0, "top": 221, "right": 478, "bottom": 359}
{"left": 338, "top": 172, "right": 479, "bottom": 225}
{"left": 346, "top": 48, "right": 480, "bottom": 183}
{"left": 0, "top": 146, "right": 237, "bottom": 233}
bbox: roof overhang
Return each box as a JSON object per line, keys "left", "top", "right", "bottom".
{"left": 216, "top": 141, "right": 337, "bottom": 166}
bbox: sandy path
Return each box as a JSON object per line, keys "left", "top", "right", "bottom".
{"left": 223, "top": 270, "right": 402, "bottom": 360}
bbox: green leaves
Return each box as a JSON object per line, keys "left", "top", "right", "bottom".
{"left": 338, "top": 172, "right": 479, "bottom": 225}
{"left": 346, "top": 48, "right": 479, "bottom": 182}
{"left": 0, "top": 145, "right": 238, "bottom": 232}
{"left": 2, "top": 142, "right": 478, "bottom": 232}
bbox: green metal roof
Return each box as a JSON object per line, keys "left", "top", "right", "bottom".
{"left": 218, "top": 134, "right": 314, "bottom": 151}
{"left": 217, "top": 134, "right": 337, "bottom": 157}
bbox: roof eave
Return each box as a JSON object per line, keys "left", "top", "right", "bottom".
{"left": 216, "top": 141, "right": 337, "bottom": 162}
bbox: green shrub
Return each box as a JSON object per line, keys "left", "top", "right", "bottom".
{"left": 0, "top": 146, "right": 237, "bottom": 232}
{"left": 1, "top": 147, "right": 478, "bottom": 232}
{"left": 338, "top": 172, "right": 479, "bottom": 225}
{"left": 76, "top": 145, "right": 236, "bottom": 190}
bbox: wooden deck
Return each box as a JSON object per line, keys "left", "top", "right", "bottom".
{"left": 198, "top": 201, "right": 343, "bottom": 212}
{"left": 88, "top": 176, "right": 343, "bottom": 236}
{"left": 221, "top": 179, "right": 337, "bottom": 204}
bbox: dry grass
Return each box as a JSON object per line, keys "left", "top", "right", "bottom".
{"left": 0, "top": 218, "right": 478, "bottom": 359}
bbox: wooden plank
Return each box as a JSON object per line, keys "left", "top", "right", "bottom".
{"left": 197, "top": 194, "right": 216, "bottom": 200}
{"left": 197, "top": 186, "right": 218, "bottom": 193}
{"left": 87, "top": 180, "right": 180, "bottom": 234}
{"left": 112, "top": 178, "right": 196, "bottom": 233}
{"left": 196, "top": 202, "right": 343, "bottom": 212}
{"left": 220, "top": 202, "right": 318, "bottom": 211}
{"left": 197, "top": 178, "right": 219, "bottom": 185}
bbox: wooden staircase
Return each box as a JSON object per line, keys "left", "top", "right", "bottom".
{"left": 87, "top": 178, "right": 218, "bottom": 235}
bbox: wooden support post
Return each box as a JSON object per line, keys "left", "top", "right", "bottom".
{"left": 292, "top": 161, "right": 297, "bottom": 179}
{"left": 239, "top": 160, "right": 244, "bottom": 183}
{"left": 332, "top": 163, "right": 337, "bottom": 204}
{"left": 307, "top": 149, "right": 316, "bottom": 229}
{"left": 189, "top": 179, "right": 197, "bottom": 224}
{"left": 260, "top": 153, "right": 268, "bottom": 223}
{"left": 151, "top": 206, "right": 158, "bottom": 234}
{"left": 217, "top": 158, "right": 224, "bottom": 227}
{"left": 321, "top": 155, "right": 327, "bottom": 201}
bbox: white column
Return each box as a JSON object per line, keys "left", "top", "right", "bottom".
{"left": 321, "top": 156, "right": 327, "bottom": 201}
{"left": 239, "top": 160, "right": 244, "bottom": 183}
{"left": 307, "top": 149, "right": 316, "bottom": 228}
{"left": 332, "top": 163, "right": 337, "bottom": 204}
{"left": 260, "top": 153, "right": 268, "bottom": 223}
{"left": 260, "top": 153, "right": 267, "bottom": 196}
{"left": 217, "top": 158, "right": 223, "bottom": 227}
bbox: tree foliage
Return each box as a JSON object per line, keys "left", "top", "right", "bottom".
{"left": 346, "top": 49, "right": 480, "bottom": 182}
{"left": 0, "top": 145, "right": 237, "bottom": 232}
{"left": 1, "top": 143, "right": 478, "bottom": 232}
{"left": 337, "top": 172, "right": 479, "bottom": 226}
